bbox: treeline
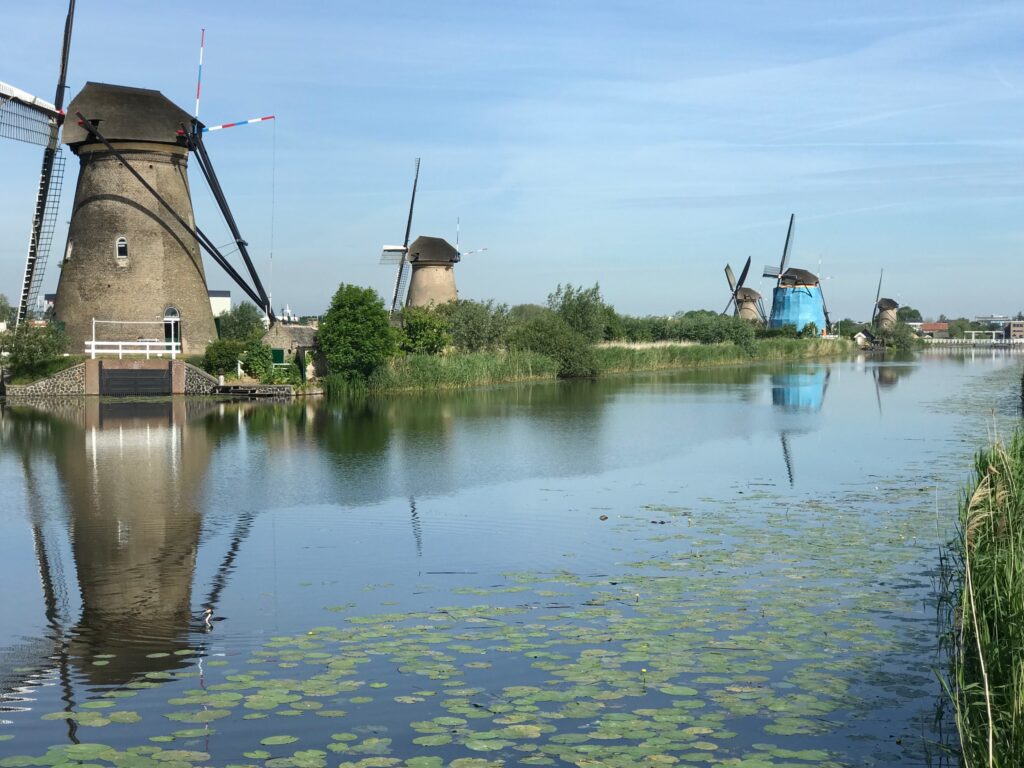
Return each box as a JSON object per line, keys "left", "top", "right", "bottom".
{"left": 316, "top": 282, "right": 837, "bottom": 392}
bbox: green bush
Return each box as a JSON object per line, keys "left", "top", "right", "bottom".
{"left": 399, "top": 306, "right": 451, "bottom": 355}
{"left": 318, "top": 283, "right": 397, "bottom": 380}
{"left": 217, "top": 301, "right": 266, "bottom": 341}
{"left": 270, "top": 361, "right": 302, "bottom": 386}
{"left": 548, "top": 283, "right": 609, "bottom": 342}
{"left": 435, "top": 299, "right": 510, "bottom": 352}
{"left": 799, "top": 322, "right": 819, "bottom": 338}
{"left": 508, "top": 313, "right": 598, "bottom": 378}
{"left": 0, "top": 323, "right": 69, "bottom": 378}
{"left": 202, "top": 339, "right": 246, "bottom": 376}
{"left": 242, "top": 340, "right": 274, "bottom": 382}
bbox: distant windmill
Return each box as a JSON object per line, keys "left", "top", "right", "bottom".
{"left": 0, "top": 0, "right": 76, "bottom": 327}
{"left": 762, "top": 214, "right": 831, "bottom": 333}
{"left": 871, "top": 269, "right": 899, "bottom": 329}
{"left": 381, "top": 162, "right": 485, "bottom": 314}
{"left": 722, "top": 256, "right": 766, "bottom": 324}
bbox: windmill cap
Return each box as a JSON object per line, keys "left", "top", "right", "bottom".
{"left": 779, "top": 267, "right": 819, "bottom": 286}
{"left": 876, "top": 297, "right": 899, "bottom": 310}
{"left": 408, "top": 236, "right": 459, "bottom": 264}
{"left": 735, "top": 287, "right": 762, "bottom": 300}
{"left": 63, "top": 82, "right": 196, "bottom": 149}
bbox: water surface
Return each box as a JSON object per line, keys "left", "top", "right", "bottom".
{"left": 1, "top": 351, "right": 1020, "bottom": 767}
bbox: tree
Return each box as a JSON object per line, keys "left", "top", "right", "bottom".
{"left": 317, "top": 284, "right": 396, "bottom": 380}
{"left": 0, "top": 293, "right": 13, "bottom": 326}
{"left": 896, "top": 306, "right": 923, "bottom": 323}
{"left": 435, "top": 299, "right": 510, "bottom": 352}
{"left": 547, "top": 283, "right": 609, "bottom": 343}
{"left": 875, "top": 322, "right": 922, "bottom": 351}
{"left": 0, "top": 323, "right": 68, "bottom": 377}
{"left": 242, "top": 339, "right": 274, "bottom": 382}
{"left": 508, "top": 313, "right": 598, "bottom": 378}
{"left": 398, "top": 306, "right": 451, "bottom": 355}
{"left": 203, "top": 339, "right": 246, "bottom": 376}
{"left": 217, "top": 301, "right": 266, "bottom": 341}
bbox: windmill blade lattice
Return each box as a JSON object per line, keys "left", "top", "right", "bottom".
{"left": 0, "top": 83, "right": 59, "bottom": 146}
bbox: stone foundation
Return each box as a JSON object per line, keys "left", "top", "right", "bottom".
{"left": 3, "top": 360, "right": 227, "bottom": 398}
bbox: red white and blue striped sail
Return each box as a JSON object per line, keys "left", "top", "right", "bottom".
{"left": 203, "top": 115, "right": 275, "bottom": 133}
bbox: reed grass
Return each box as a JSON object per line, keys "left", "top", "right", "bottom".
{"left": 328, "top": 350, "right": 560, "bottom": 395}
{"left": 947, "top": 433, "right": 1024, "bottom": 767}
{"left": 594, "top": 337, "right": 853, "bottom": 373}
{"left": 324, "top": 338, "right": 853, "bottom": 396}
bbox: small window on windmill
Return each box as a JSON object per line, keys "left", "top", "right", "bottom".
{"left": 115, "top": 237, "right": 129, "bottom": 268}
{"left": 63, "top": 239, "right": 73, "bottom": 264}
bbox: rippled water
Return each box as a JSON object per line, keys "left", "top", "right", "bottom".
{"left": 0, "top": 351, "right": 1020, "bottom": 767}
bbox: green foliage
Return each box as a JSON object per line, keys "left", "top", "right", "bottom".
{"left": 242, "top": 340, "right": 274, "bottom": 383}
{"left": 270, "top": 361, "right": 303, "bottom": 386}
{"left": 508, "top": 303, "right": 549, "bottom": 324}
{"left": 675, "top": 311, "right": 757, "bottom": 351}
{"left": 318, "top": 283, "right": 397, "bottom": 380}
{"left": 799, "top": 322, "right": 819, "bottom": 338}
{"left": 508, "top": 313, "right": 598, "bottom": 378}
{"left": 896, "top": 305, "right": 922, "bottom": 323}
{"left": 874, "top": 322, "right": 922, "bottom": 351}
{"left": 756, "top": 323, "right": 799, "bottom": 340}
{"left": 435, "top": 299, "right": 510, "bottom": 352}
{"left": 0, "top": 293, "right": 13, "bottom": 326}
{"left": 547, "top": 283, "right": 609, "bottom": 343}
{"left": 202, "top": 339, "right": 246, "bottom": 376}
{"left": 398, "top": 307, "right": 451, "bottom": 355}
{"left": 217, "top": 301, "right": 266, "bottom": 341}
{"left": 367, "top": 350, "right": 559, "bottom": 391}
{"left": 948, "top": 433, "right": 1024, "bottom": 766}
{"left": 0, "top": 323, "right": 69, "bottom": 379}
{"left": 601, "top": 309, "right": 756, "bottom": 350}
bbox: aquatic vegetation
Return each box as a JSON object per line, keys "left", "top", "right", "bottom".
{"left": 945, "top": 433, "right": 1024, "bottom": 766}
{"left": 0, "top": 478, "right": 953, "bottom": 767}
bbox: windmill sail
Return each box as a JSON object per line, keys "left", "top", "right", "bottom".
{"left": 2, "top": 0, "right": 76, "bottom": 325}
{"left": 388, "top": 158, "right": 420, "bottom": 316}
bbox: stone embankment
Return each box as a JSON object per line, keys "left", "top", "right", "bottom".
{"left": 0, "top": 361, "right": 275, "bottom": 398}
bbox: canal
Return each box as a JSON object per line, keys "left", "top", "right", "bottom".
{"left": 0, "top": 351, "right": 1020, "bottom": 766}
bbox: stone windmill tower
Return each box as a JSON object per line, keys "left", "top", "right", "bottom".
{"left": 381, "top": 160, "right": 485, "bottom": 315}
{"left": 871, "top": 269, "right": 899, "bottom": 330}
{"left": 53, "top": 82, "right": 219, "bottom": 355}
{"left": 722, "top": 256, "right": 767, "bottom": 324}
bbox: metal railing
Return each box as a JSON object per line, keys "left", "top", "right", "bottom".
{"left": 87, "top": 318, "right": 180, "bottom": 359}
{"left": 922, "top": 337, "right": 1024, "bottom": 347}
{"left": 85, "top": 339, "right": 181, "bottom": 360}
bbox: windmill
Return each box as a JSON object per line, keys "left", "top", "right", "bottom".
{"left": 762, "top": 214, "right": 830, "bottom": 334}
{"left": 871, "top": 269, "right": 899, "bottom": 330}
{"left": 0, "top": 0, "right": 76, "bottom": 327}
{"left": 46, "top": 82, "right": 274, "bottom": 357}
{"left": 722, "top": 256, "right": 767, "bottom": 324}
{"left": 381, "top": 162, "right": 484, "bottom": 314}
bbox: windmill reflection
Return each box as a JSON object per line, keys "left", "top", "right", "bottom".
{"left": 770, "top": 368, "right": 830, "bottom": 487}
{"left": 0, "top": 399, "right": 243, "bottom": 723}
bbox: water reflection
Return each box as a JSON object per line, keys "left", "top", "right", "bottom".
{"left": 770, "top": 367, "right": 830, "bottom": 486}
{"left": 0, "top": 400, "right": 219, "bottom": 706}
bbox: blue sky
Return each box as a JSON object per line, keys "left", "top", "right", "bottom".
{"left": 2, "top": 0, "right": 1022, "bottom": 320}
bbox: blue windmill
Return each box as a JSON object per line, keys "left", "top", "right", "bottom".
{"left": 762, "top": 214, "right": 830, "bottom": 334}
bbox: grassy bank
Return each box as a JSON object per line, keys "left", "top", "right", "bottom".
{"left": 4, "top": 355, "right": 85, "bottom": 385}
{"left": 326, "top": 350, "right": 560, "bottom": 396}
{"left": 324, "top": 338, "right": 854, "bottom": 396}
{"left": 595, "top": 337, "right": 854, "bottom": 373}
{"left": 947, "top": 433, "right": 1024, "bottom": 766}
